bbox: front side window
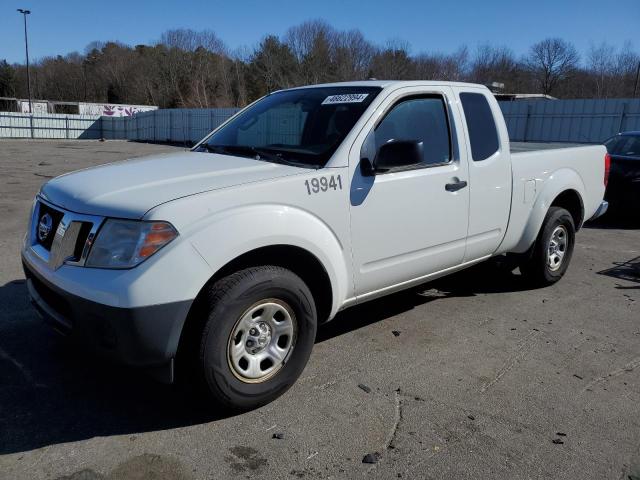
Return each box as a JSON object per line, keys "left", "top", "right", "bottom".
{"left": 198, "top": 87, "right": 381, "bottom": 167}
{"left": 372, "top": 96, "right": 451, "bottom": 167}
{"left": 460, "top": 92, "right": 500, "bottom": 161}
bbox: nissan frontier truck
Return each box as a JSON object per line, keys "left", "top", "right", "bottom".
{"left": 22, "top": 81, "right": 609, "bottom": 410}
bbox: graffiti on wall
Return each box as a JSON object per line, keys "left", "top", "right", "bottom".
{"left": 78, "top": 103, "right": 157, "bottom": 117}
{"left": 18, "top": 101, "right": 48, "bottom": 114}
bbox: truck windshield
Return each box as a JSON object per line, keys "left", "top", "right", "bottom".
{"left": 197, "top": 86, "right": 382, "bottom": 167}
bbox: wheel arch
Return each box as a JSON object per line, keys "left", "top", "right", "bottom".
{"left": 200, "top": 244, "right": 334, "bottom": 324}
{"left": 175, "top": 244, "right": 334, "bottom": 371}
{"left": 511, "top": 168, "right": 586, "bottom": 254}
{"left": 550, "top": 189, "right": 584, "bottom": 231}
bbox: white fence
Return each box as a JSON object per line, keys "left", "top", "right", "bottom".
{"left": 0, "top": 112, "right": 102, "bottom": 139}
{"left": 0, "top": 108, "right": 240, "bottom": 142}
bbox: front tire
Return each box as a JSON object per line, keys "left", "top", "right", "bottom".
{"left": 519, "top": 207, "right": 576, "bottom": 287}
{"left": 196, "top": 266, "right": 317, "bottom": 411}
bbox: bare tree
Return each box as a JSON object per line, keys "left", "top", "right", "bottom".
{"left": 413, "top": 47, "right": 468, "bottom": 81}
{"left": 470, "top": 45, "right": 516, "bottom": 85}
{"left": 5, "top": 23, "right": 640, "bottom": 108}
{"left": 284, "top": 20, "right": 334, "bottom": 63}
{"left": 614, "top": 41, "right": 640, "bottom": 97}
{"left": 370, "top": 39, "right": 415, "bottom": 79}
{"left": 228, "top": 47, "right": 251, "bottom": 106}
{"left": 284, "top": 20, "right": 337, "bottom": 84}
{"left": 587, "top": 42, "right": 616, "bottom": 98}
{"left": 525, "top": 38, "right": 579, "bottom": 95}
{"left": 333, "top": 29, "right": 375, "bottom": 81}
{"left": 247, "top": 36, "right": 299, "bottom": 100}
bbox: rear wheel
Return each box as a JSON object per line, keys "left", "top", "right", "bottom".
{"left": 194, "top": 266, "right": 317, "bottom": 411}
{"left": 519, "top": 207, "right": 576, "bottom": 287}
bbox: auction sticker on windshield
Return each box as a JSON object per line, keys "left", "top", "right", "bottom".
{"left": 321, "top": 93, "right": 369, "bottom": 105}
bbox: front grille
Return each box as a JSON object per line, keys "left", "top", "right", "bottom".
{"left": 30, "top": 199, "right": 103, "bottom": 270}
{"left": 36, "top": 203, "right": 64, "bottom": 251}
{"left": 49, "top": 221, "right": 83, "bottom": 268}
{"left": 74, "top": 222, "right": 94, "bottom": 259}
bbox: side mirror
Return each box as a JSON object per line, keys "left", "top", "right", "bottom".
{"left": 374, "top": 140, "right": 423, "bottom": 172}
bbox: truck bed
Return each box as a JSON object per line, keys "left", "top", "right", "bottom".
{"left": 510, "top": 142, "right": 586, "bottom": 153}
{"left": 501, "top": 142, "right": 606, "bottom": 254}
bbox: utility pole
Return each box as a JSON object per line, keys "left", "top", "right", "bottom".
{"left": 634, "top": 61, "right": 640, "bottom": 98}
{"left": 17, "top": 9, "right": 32, "bottom": 114}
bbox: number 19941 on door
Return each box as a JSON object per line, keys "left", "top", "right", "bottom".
{"left": 304, "top": 175, "right": 343, "bottom": 195}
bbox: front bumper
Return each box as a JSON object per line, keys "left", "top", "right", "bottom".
{"left": 23, "top": 258, "right": 192, "bottom": 382}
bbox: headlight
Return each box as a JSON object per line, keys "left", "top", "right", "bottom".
{"left": 86, "top": 219, "right": 178, "bottom": 269}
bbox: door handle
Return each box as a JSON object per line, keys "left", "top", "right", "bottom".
{"left": 445, "top": 179, "right": 468, "bottom": 192}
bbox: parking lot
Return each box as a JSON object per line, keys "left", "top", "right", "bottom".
{"left": 0, "top": 139, "right": 638, "bottom": 480}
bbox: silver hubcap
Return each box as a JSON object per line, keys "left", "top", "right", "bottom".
{"left": 547, "top": 225, "right": 568, "bottom": 272}
{"left": 227, "top": 299, "right": 296, "bottom": 383}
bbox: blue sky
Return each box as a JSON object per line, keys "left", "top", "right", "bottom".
{"left": 1, "top": 0, "right": 639, "bottom": 64}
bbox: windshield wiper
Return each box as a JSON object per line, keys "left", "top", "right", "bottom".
{"left": 201, "top": 144, "right": 317, "bottom": 168}
{"left": 200, "top": 144, "right": 277, "bottom": 160}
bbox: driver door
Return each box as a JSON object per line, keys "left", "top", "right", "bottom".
{"left": 349, "top": 86, "right": 470, "bottom": 297}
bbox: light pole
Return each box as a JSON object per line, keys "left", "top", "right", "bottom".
{"left": 17, "top": 9, "right": 32, "bottom": 114}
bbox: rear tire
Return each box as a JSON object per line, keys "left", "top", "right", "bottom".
{"left": 195, "top": 266, "right": 317, "bottom": 411}
{"left": 519, "top": 207, "right": 575, "bottom": 287}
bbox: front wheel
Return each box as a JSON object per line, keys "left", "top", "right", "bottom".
{"left": 519, "top": 207, "right": 576, "bottom": 287}
{"left": 195, "top": 266, "right": 317, "bottom": 411}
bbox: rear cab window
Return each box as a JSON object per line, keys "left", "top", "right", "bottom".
{"left": 459, "top": 92, "right": 500, "bottom": 161}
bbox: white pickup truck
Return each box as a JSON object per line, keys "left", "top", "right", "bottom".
{"left": 22, "top": 81, "right": 609, "bottom": 410}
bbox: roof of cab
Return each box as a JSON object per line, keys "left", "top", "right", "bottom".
{"left": 282, "top": 80, "right": 489, "bottom": 91}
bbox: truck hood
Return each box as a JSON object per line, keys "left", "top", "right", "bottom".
{"left": 40, "top": 151, "right": 306, "bottom": 218}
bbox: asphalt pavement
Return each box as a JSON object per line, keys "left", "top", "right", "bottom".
{"left": 0, "top": 140, "right": 638, "bottom": 479}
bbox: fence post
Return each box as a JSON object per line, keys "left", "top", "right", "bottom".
{"left": 187, "top": 110, "right": 191, "bottom": 145}
{"left": 65, "top": 116, "right": 69, "bottom": 139}
{"left": 182, "top": 111, "right": 187, "bottom": 145}
{"left": 618, "top": 102, "right": 628, "bottom": 133}
{"left": 29, "top": 114, "right": 34, "bottom": 139}
{"left": 523, "top": 104, "right": 532, "bottom": 143}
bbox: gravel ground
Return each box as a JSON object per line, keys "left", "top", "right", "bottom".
{"left": 0, "top": 140, "right": 638, "bottom": 480}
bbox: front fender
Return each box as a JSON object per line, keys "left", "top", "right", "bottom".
{"left": 511, "top": 168, "right": 586, "bottom": 254}
{"left": 187, "top": 204, "right": 351, "bottom": 318}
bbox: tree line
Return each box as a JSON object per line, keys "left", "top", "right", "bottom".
{"left": 1, "top": 20, "right": 639, "bottom": 109}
